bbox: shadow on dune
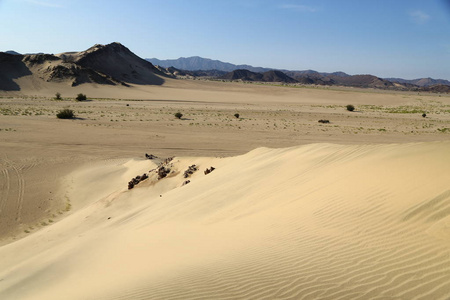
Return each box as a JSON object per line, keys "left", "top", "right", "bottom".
{"left": 0, "top": 53, "right": 31, "bottom": 91}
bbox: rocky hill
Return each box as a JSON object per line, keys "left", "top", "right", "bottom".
{"left": 385, "top": 77, "right": 450, "bottom": 87}
{"left": 219, "top": 69, "right": 297, "bottom": 83}
{"left": 327, "top": 74, "right": 395, "bottom": 89}
{"left": 0, "top": 43, "right": 166, "bottom": 91}
{"left": 73, "top": 43, "right": 166, "bottom": 85}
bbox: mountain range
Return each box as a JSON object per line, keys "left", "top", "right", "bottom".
{"left": 147, "top": 56, "right": 450, "bottom": 88}
{"left": 148, "top": 56, "right": 270, "bottom": 73}
{"left": 1, "top": 43, "right": 448, "bottom": 93}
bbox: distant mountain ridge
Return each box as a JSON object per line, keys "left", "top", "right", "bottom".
{"left": 147, "top": 56, "right": 271, "bottom": 73}
{"left": 147, "top": 56, "right": 449, "bottom": 87}
{"left": 219, "top": 69, "right": 297, "bottom": 83}
{"left": 5, "top": 50, "right": 21, "bottom": 55}
{"left": 385, "top": 77, "right": 450, "bottom": 87}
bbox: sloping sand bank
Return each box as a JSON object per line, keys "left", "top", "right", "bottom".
{"left": 0, "top": 142, "right": 449, "bottom": 299}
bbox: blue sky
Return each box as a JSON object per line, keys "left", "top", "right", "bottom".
{"left": 1, "top": 0, "right": 450, "bottom": 79}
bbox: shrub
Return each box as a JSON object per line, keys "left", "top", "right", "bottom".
{"left": 76, "top": 93, "right": 87, "bottom": 101}
{"left": 234, "top": 113, "right": 240, "bottom": 118}
{"left": 422, "top": 113, "right": 427, "bottom": 118}
{"left": 55, "top": 92, "right": 62, "bottom": 100}
{"left": 175, "top": 112, "right": 183, "bottom": 119}
{"left": 346, "top": 104, "right": 355, "bottom": 112}
{"left": 56, "top": 108, "right": 75, "bottom": 119}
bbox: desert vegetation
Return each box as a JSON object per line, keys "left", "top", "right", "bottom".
{"left": 56, "top": 108, "right": 75, "bottom": 119}
{"left": 76, "top": 93, "right": 87, "bottom": 101}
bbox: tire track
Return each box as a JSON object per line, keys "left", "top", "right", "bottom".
{"left": 0, "top": 166, "right": 10, "bottom": 216}
{"left": 1, "top": 156, "right": 25, "bottom": 222}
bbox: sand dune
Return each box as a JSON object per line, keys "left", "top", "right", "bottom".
{"left": 2, "top": 42, "right": 450, "bottom": 299}
{"left": 0, "top": 142, "right": 449, "bottom": 299}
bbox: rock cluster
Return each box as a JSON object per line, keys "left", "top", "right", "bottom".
{"left": 128, "top": 173, "right": 148, "bottom": 190}
{"left": 157, "top": 166, "right": 170, "bottom": 179}
{"left": 204, "top": 167, "right": 215, "bottom": 175}
{"left": 156, "top": 157, "right": 174, "bottom": 180}
{"left": 145, "top": 153, "right": 157, "bottom": 159}
{"left": 183, "top": 164, "right": 198, "bottom": 178}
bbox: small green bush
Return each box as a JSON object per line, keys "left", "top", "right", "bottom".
{"left": 55, "top": 92, "right": 62, "bottom": 100}
{"left": 76, "top": 93, "right": 87, "bottom": 101}
{"left": 346, "top": 104, "right": 355, "bottom": 112}
{"left": 175, "top": 112, "right": 183, "bottom": 119}
{"left": 234, "top": 113, "right": 240, "bottom": 118}
{"left": 57, "top": 108, "right": 75, "bottom": 119}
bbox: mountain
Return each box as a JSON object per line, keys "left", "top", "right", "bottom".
{"left": 327, "top": 74, "right": 395, "bottom": 89}
{"left": 219, "top": 69, "right": 297, "bottom": 83}
{"left": 149, "top": 56, "right": 449, "bottom": 88}
{"left": 0, "top": 51, "right": 123, "bottom": 91}
{"left": 284, "top": 71, "right": 336, "bottom": 85}
{"left": 385, "top": 77, "right": 450, "bottom": 87}
{"left": 420, "top": 84, "right": 450, "bottom": 93}
{"left": 147, "top": 56, "right": 351, "bottom": 79}
{"left": 73, "top": 43, "right": 165, "bottom": 85}
{"left": 220, "top": 69, "right": 264, "bottom": 81}
{"left": 5, "top": 50, "right": 21, "bottom": 55}
{"left": 0, "top": 42, "right": 165, "bottom": 91}
{"left": 155, "top": 66, "right": 226, "bottom": 78}
{"left": 261, "top": 70, "right": 298, "bottom": 83}
{"left": 147, "top": 56, "right": 271, "bottom": 73}
{"left": 218, "top": 70, "right": 398, "bottom": 88}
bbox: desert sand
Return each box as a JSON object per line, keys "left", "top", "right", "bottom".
{"left": 1, "top": 77, "right": 450, "bottom": 299}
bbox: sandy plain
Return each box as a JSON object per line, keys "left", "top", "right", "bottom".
{"left": 0, "top": 78, "right": 450, "bottom": 299}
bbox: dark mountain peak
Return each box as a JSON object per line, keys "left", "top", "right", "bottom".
{"left": 5, "top": 50, "right": 21, "bottom": 55}
{"left": 81, "top": 42, "right": 131, "bottom": 57}
{"left": 75, "top": 42, "right": 165, "bottom": 85}
{"left": 185, "top": 56, "right": 203, "bottom": 59}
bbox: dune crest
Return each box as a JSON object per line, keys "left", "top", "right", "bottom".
{"left": 0, "top": 142, "right": 450, "bottom": 299}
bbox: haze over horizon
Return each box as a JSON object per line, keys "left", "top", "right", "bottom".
{"left": 1, "top": 0, "right": 450, "bottom": 80}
